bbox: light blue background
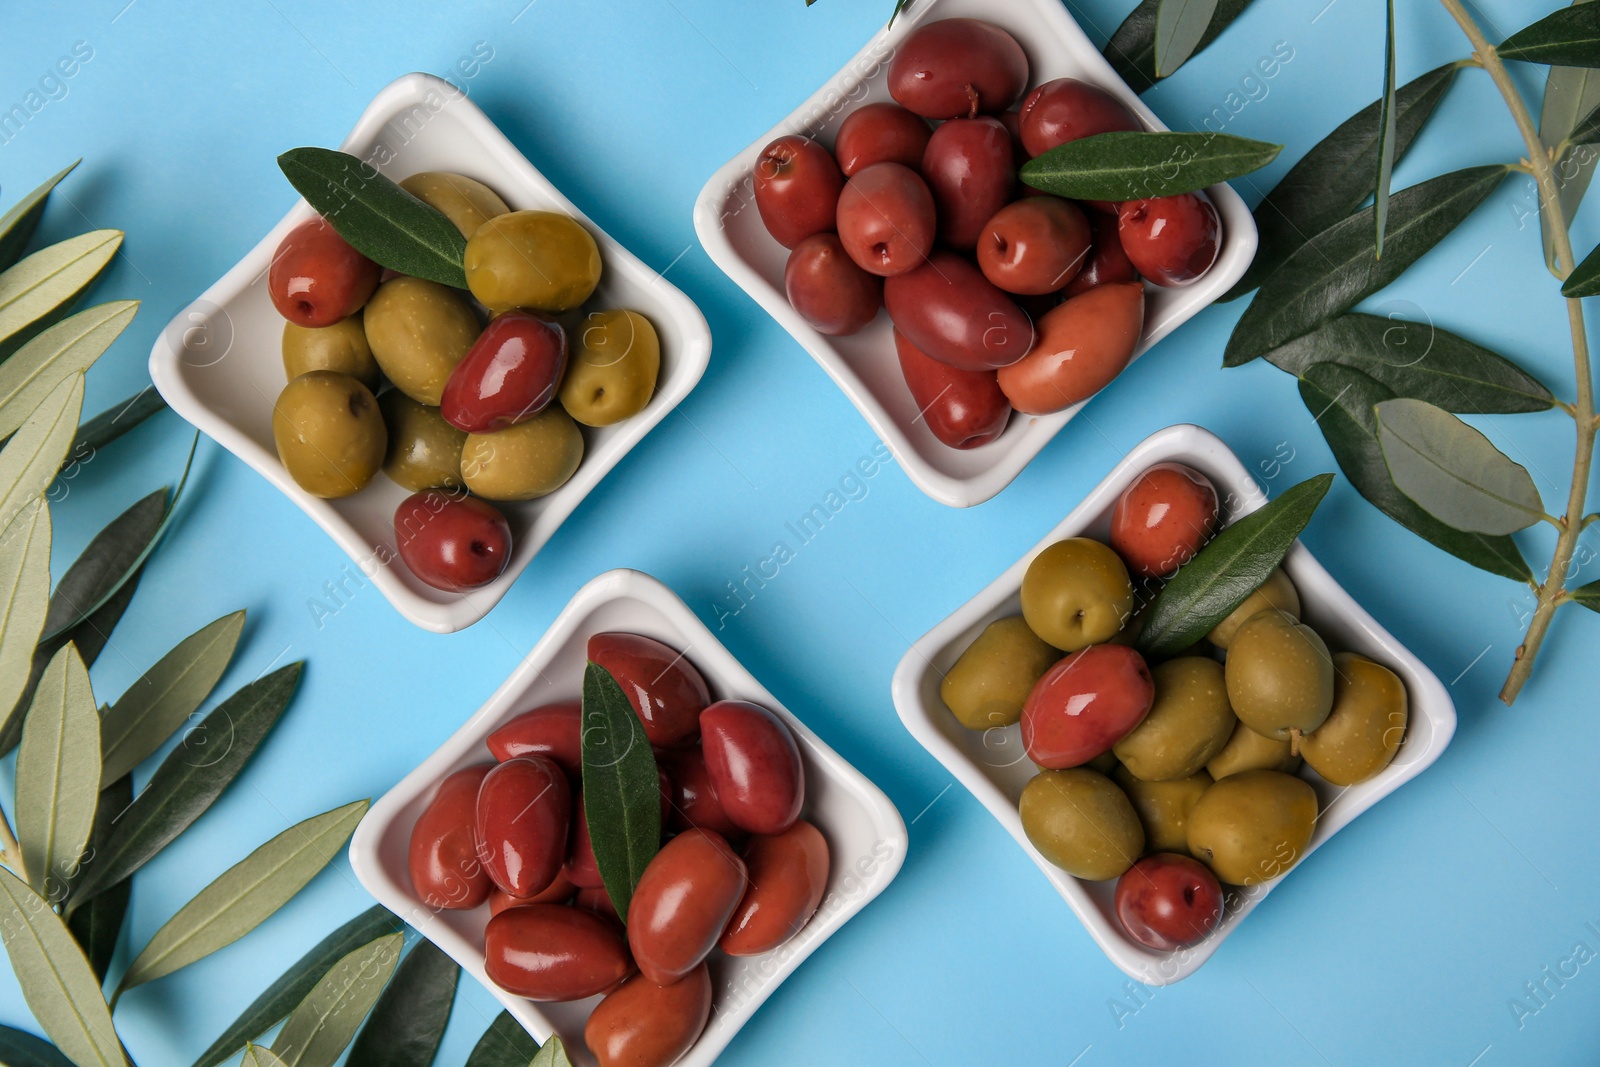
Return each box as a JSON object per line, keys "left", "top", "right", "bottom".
{"left": 3, "top": 0, "right": 1598, "bottom": 1063}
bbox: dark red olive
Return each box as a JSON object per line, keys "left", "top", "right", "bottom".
{"left": 1065, "top": 210, "right": 1142, "bottom": 297}
{"left": 978, "top": 197, "right": 1091, "bottom": 295}
{"left": 894, "top": 329, "right": 1010, "bottom": 450}
{"left": 269, "top": 217, "right": 381, "bottom": 328}
{"left": 394, "top": 491, "right": 512, "bottom": 592}
{"left": 1018, "top": 78, "right": 1141, "bottom": 159}
{"left": 585, "top": 965, "right": 712, "bottom": 1067}
{"left": 720, "top": 820, "right": 831, "bottom": 956}
{"left": 1118, "top": 193, "right": 1221, "bottom": 287}
{"left": 475, "top": 756, "right": 571, "bottom": 898}
{"left": 563, "top": 788, "right": 603, "bottom": 889}
{"left": 587, "top": 633, "right": 710, "bottom": 748}
{"left": 484, "top": 904, "right": 633, "bottom": 1001}
{"left": 785, "top": 233, "right": 883, "bottom": 336}
{"left": 833, "top": 102, "right": 932, "bottom": 176}
{"left": 574, "top": 884, "right": 621, "bottom": 923}
{"left": 486, "top": 701, "right": 582, "bottom": 777}
{"left": 888, "top": 18, "right": 1030, "bottom": 119}
{"left": 488, "top": 871, "right": 575, "bottom": 916}
{"left": 440, "top": 311, "right": 567, "bottom": 433}
{"left": 626, "top": 829, "right": 747, "bottom": 984}
{"left": 921, "top": 117, "right": 1015, "bottom": 250}
{"left": 700, "top": 700, "right": 804, "bottom": 836}
{"left": 659, "top": 747, "right": 743, "bottom": 838}
{"left": 835, "top": 162, "right": 936, "bottom": 277}
{"left": 884, "top": 251, "right": 1036, "bottom": 370}
{"left": 408, "top": 764, "right": 492, "bottom": 910}
{"left": 754, "top": 135, "right": 845, "bottom": 249}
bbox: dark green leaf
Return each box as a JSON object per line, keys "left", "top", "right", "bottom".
{"left": 66, "top": 387, "right": 168, "bottom": 467}
{"left": 1374, "top": 0, "right": 1398, "bottom": 257}
{"left": 0, "top": 161, "right": 80, "bottom": 273}
{"left": 1499, "top": 4, "right": 1600, "bottom": 67}
{"left": 1298, "top": 363, "right": 1534, "bottom": 581}
{"left": 68, "top": 663, "right": 303, "bottom": 905}
{"left": 1105, "top": 0, "right": 1257, "bottom": 92}
{"left": 1263, "top": 312, "right": 1555, "bottom": 413}
{"left": 67, "top": 774, "right": 134, "bottom": 980}
{"left": 1538, "top": 4, "right": 1600, "bottom": 272}
{"left": 1225, "top": 166, "right": 1509, "bottom": 365}
{"left": 463, "top": 1012, "right": 541, "bottom": 1067}
{"left": 40, "top": 489, "right": 165, "bottom": 640}
{"left": 1571, "top": 579, "right": 1600, "bottom": 611}
{"left": 346, "top": 940, "right": 459, "bottom": 1067}
{"left": 1020, "top": 131, "right": 1281, "bottom": 201}
{"left": 277, "top": 149, "right": 467, "bottom": 288}
{"left": 888, "top": 0, "right": 912, "bottom": 28}
{"left": 0, "top": 1023, "right": 76, "bottom": 1067}
{"left": 581, "top": 662, "right": 661, "bottom": 920}
{"left": 1224, "top": 64, "right": 1457, "bottom": 300}
{"left": 191, "top": 906, "right": 404, "bottom": 1067}
{"left": 1375, "top": 398, "right": 1544, "bottom": 535}
{"left": 1137, "top": 474, "right": 1333, "bottom": 658}
{"left": 1568, "top": 99, "right": 1600, "bottom": 145}
{"left": 1561, "top": 238, "right": 1600, "bottom": 294}
{"left": 1155, "top": 0, "right": 1218, "bottom": 78}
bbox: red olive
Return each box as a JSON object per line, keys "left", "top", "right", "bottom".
{"left": 833, "top": 102, "right": 932, "bottom": 176}
{"left": 585, "top": 965, "right": 712, "bottom": 1067}
{"left": 884, "top": 251, "right": 1036, "bottom": 371}
{"left": 996, "top": 282, "right": 1145, "bottom": 415}
{"left": 488, "top": 871, "right": 575, "bottom": 916}
{"left": 1064, "top": 210, "right": 1141, "bottom": 297}
{"left": 1118, "top": 194, "right": 1221, "bottom": 287}
{"left": 440, "top": 311, "right": 568, "bottom": 433}
{"left": 564, "top": 787, "right": 603, "bottom": 889}
{"left": 1018, "top": 78, "right": 1141, "bottom": 158}
{"left": 720, "top": 820, "right": 831, "bottom": 956}
{"left": 484, "top": 904, "right": 633, "bottom": 1001}
{"left": 587, "top": 632, "right": 710, "bottom": 748}
{"left": 921, "top": 117, "right": 1015, "bottom": 250}
{"left": 1022, "top": 644, "right": 1155, "bottom": 768}
{"left": 626, "top": 829, "right": 747, "bottom": 984}
{"left": 1110, "top": 462, "right": 1221, "bottom": 578}
{"left": 486, "top": 701, "right": 582, "bottom": 777}
{"left": 1115, "top": 853, "right": 1224, "bottom": 951}
{"left": 269, "top": 217, "right": 381, "bottom": 328}
{"left": 574, "top": 884, "right": 621, "bottom": 923}
{"left": 393, "top": 491, "right": 512, "bottom": 592}
{"left": 894, "top": 329, "right": 1009, "bottom": 450}
{"left": 658, "top": 747, "right": 743, "bottom": 838}
{"left": 407, "top": 764, "right": 493, "bottom": 910}
{"left": 700, "top": 700, "right": 804, "bottom": 835}
{"left": 977, "top": 197, "right": 1091, "bottom": 295}
{"left": 475, "top": 756, "right": 571, "bottom": 898}
{"left": 888, "top": 18, "right": 1030, "bottom": 119}
{"left": 998, "top": 108, "right": 1027, "bottom": 160}
{"left": 754, "top": 135, "right": 845, "bottom": 249}
{"left": 785, "top": 233, "right": 883, "bottom": 336}
{"left": 835, "top": 162, "right": 936, "bottom": 277}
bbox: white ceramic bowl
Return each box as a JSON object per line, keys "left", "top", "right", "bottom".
{"left": 694, "top": 0, "right": 1257, "bottom": 508}
{"left": 890, "top": 424, "right": 1456, "bottom": 984}
{"left": 350, "top": 568, "right": 907, "bottom": 1062}
{"left": 150, "top": 74, "right": 712, "bottom": 633}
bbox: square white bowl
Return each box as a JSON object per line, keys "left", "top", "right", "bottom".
{"left": 890, "top": 424, "right": 1456, "bottom": 984}
{"left": 349, "top": 568, "right": 908, "bottom": 1062}
{"left": 693, "top": 0, "right": 1258, "bottom": 508}
{"left": 150, "top": 73, "right": 713, "bottom": 633}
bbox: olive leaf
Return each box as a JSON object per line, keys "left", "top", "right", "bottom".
{"left": 115, "top": 799, "right": 368, "bottom": 997}
{"left": 1154, "top": 0, "right": 1218, "bottom": 78}
{"left": 0, "top": 498, "right": 51, "bottom": 730}
{"left": 0, "top": 1023, "right": 76, "bottom": 1067}
{"left": 1567, "top": 98, "right": 1600, "bottom": 147}
{"left": 530, "top": 1036, "right": 574, "bottom": 1067}
{"left": 1539, "top": 3, "right": 1600, "bottom": 272}
{"left": 0, "top": 302, "right": 137, "bottom": 440}
{"left": 1561, "top": 238, "right": 1600, "bottom": 295}
{"left": 66, "top": 387, "right": 167, "bottom": 468}
{"left": 66, "top": 775, "right": 133, "bottom": 980}
{"left": 1225, "top": 166, "right": 1509, "bottom": 365}
{"left": 1374, "top": 0, "right": 1399, "bottom": 257}
{"left": 242, "top": 1046, "right": 290, "bottom": 1067}
{"left": 1570, "top": 578, "right": 1600, "bottom": 611}
{"left": 0, "top": 231, "right": 122, "bottom": 349}
{"left": 1298, "top": 363, "right": 1534, "bottom": 581}
{"left": 464, "top": 1011, "right": 542, "bottom": 1067}
{"left": 40, "top": 488, "right": 165, "bottom": 642}
{"left": 1375, "top": 398, "right": 1545, "bottom": 535}
{"left": 581, "top": 661, "right": 661, "bottom": 920}
{"left": 1020, "top": 131, "right": 1281, "bottom": 201}
{"left": 0, "top": 373, "right": 84, "bottom": 534}
{"left": 1106, "top": 0, "right": 1257, "bottom": 92}
{"left": 346, "top": 940, "right": 458, "bottom": 1067}
{"left": 0, "top": 161, "right": 80, "bottom": 273}
{"left": 277, "top": 148, "right": 467, "bottom": 288}
{"left": 1499, "top": 4, "right": 1600, "bottom": 67}
{"left": 15, "top": 645, "right": 100, "bottom": 899}
{"left": 270, "top": 932, "right": 401, "bottom": 1067}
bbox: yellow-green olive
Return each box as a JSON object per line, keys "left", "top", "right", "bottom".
{"left": 399, "top": 171, "right": 510, "bottom": 237}
{"left": 940, "top": 616, "right": 1059, "bottom": 731}
{"left": 1206, "top": 721, "right": 1301, "bottom": 780}
{"left": 281, "top": 314, "right": 379, "bottom": 388}
{"left": 1224, "top": 610, "right": 1334, "bottom": 743}
{"left": 363, "top": 276, "right": 480, "bottom": 405}
{"left": 461, "top": 406, "right": 584, "bottom": 501}
{"left": 559, "top": 310, "right": 661, "bottom": 426}
{"left": 1113, "top": 657, "right": 1236, "bottom": 781}
{"left": 1207, "top": 568, "right": 1301, "bottom": 650}
{"left": 1019, "top": 538, "right": 1135, "bottom": 652}
{"left": 1186, "top": 769, "right": 1317, "bottom": 886}
{"left": 464, "top": 210, "right": 602, "bottom": 314}
{"left": 1300, "top": 653, "right": 1408, "bottom": 785}
{"left": 1018, "top": 768, "right": 1143, "bottom": 881}
{"left": 379, "top": 390, "right": 466, "bottom": 491}
{"left": 1084, "top": 751, "right": 1120, "bottom": 775}
{"left": 272, "top": 371, "right": 386, "bottom": 498}
{"left": 1113, "top": 765, "right": 1211, "bottom": 856}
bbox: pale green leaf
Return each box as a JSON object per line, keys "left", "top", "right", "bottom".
{"left": 270, "top": 933, "right": 402, "bottom": 1067}
{"left": 529, "top": 1036, "right": 574, "bottom": 1067}
{"left": 0, "top": 374, "right": 84, "bottom": 533}
{"left": 1154, "top": 0, "right": 1218, "bottom": 77}
{"left": 15, "top": 645, "right": 100, "bottom": 899}
{"left": 1376, "top": 398, "right": 1545, "bottom": 535}
{"left": 0, "top": 302, "right": 137, "bottom": 440}
{"left": 242, "top": 1046, "right": 290, "bottom": 1067}
{"left": 0, "top": 498, "right": 51, "bottom": 729}
{"left": 1539, "top": 0, "right": 1600, "bottom": 272}
{"left": 0, "top": 161, "right": 80, "bottom": 272}
{"left": 0, "top": 231, "right": 122, "bottom": 347}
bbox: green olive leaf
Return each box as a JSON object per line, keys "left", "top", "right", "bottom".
{"left": 242, "top": 1046, "right": 291, "bottom": 1067}
{"left": 345, "top": 940, "right": 458, "bottom": 1067}
{"left": 1154, "top": 0, "right": 1218, "bottom": 78}
{"left": 1539, "top": 0, "right": 1600, "bottom": 272}
{"left": 270, "top": 932, "right": 401, "bottom": 1067}
{"left": 1225, "top": 166, "right": 1509, "bottom": 365}
{"left": 277, "top": 148, "right": 467, "bottom": 288}
{"left": 1136, "top": 473, "right": 1333, "bottom": 658}
{"left": 1499, "top": 4, "right": 1600, "bottom": 67}
{"left": 1374, "top": 0, "right": 1398, "bottom": 257}
{"left": 529, "top": 1035, "right": 574, "bottom": 1067}
{"left": 0, "top": 498, "right": 52, "bottom": 731}
{"left": 0, "top": 302, "right": 136, "bottom": 440}
{"left": 1105, "top": 0, "right": 1257, "bottom": 92}
{"left": 0, "top": 374, "right": 84, "bottom": 534}
{"left": 463, "top": 1011, "right": 542, "bottom": 1067}
{"left": 1560, "top": 238, "right": 1600, "bottom": 295}
{"left": 1375, "top": 398, "right": 1544, "bottom": 535}
{"left": 581, "top": 661, "right": 661, "bottom": 920}
{"left": 0, "top": 161, "right": 81, "bottom": 273}
{"left": 0, "top": 231, "right": 122, "bottom": 350}
{"left": 1570, "top": 578, "right": 1600, "bottom": 612}
{"left": 40, "top": 488, "right": 166, "bottom": 642}
{"left": 66, "top": 387, "right": 167, "bottom": 469}
{"left": 116, "top": 799, "right": 368, "bottom": 997}
{"left": 0, "top": 1023, "right": 77, "bottom": 1067}
{"left": 1020, "top": 131, "right": 1281, "bottom": 201}
{"left": 65, "top": 775, "right": 133, "bottom": 980}
{"left": 15, "top": 644, "right": 100, "bottom": 899}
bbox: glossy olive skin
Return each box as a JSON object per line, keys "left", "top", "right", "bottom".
{"left": 398, "top": 171, "right": 509, "bottom": 237}
{"left": 895, "top": 329, "right": 1010, "bottom": 450}
{"left": 659, "top": 747, "right": 742, "bottom": 837}
{"left": 1113, "top": 658, "right": 1236, "bottom": 781}
{"left": 408, "top": 764, "right": 492, "bottom": 909}
{"left": 441, "top": 310, "right": 568, "bottom": 433}
{"left": 1206, "top": 721, "right": 1301, "bottom": 780}
{"left": 272, "top": 371, "right": 386, "bottom": 498}
{"left": 997, "top": 281, "right": 1145, "bottom": 415}
{"left": 269, "top": 217, "right": 381, "bottom": 328}
{"left": 888, "top": 18, "right": 1030, "bottom": 119}
{"left": 465, "top": 210, "right": 602, "bottom": 313}
{"left": 394, "top": 491, "right": 512, "bottom": 591}
{"left": 721, "top": 819, "right": 830, "bottom": 956}
{"left": 484, "top": 904, "right": 632, "bottom": 1001}
{"left": 786, "top": 234, "right": 883, "bottom": 336}
{"left": 1119, "top": 194, "right": 1221, "bottom": 287}
{"left": 754, "top": 135, "right": 845, "bottom": 249}
{"left": 836, "top": 162, "right": 936, "bottom": 277}
{"left": 1020, "top": 537, "right": 1136, "bottom": 651}
{"left": 475, "top": 756, "right": 571, "bottom": 897}
{"left": 701, "top": 700, "right": 804, "bottom": 835}
{"left": 487, "top": 701, "right": 582, "bottom": 777}
{"left": 885, "top": 251, "right": 1035, "bottom": 370}
{"left": 1187, "top": 769, "right": 1317, "bottom": 885}
{"left": 574, "top": 884, "right": 621, "bottom": 922}
{"left": 282, "top": 315, "right": 379, "bottom": 387}
{"left": 487, "top": 871, "right": 575, "bottom": 916}
{"left": 1225, "top": 610, "right": 1335, "bottom": 742}
{"left": 1115, "top": 853, "right": 1223, "bottom": 951}
{"left": 1020, "top": 768, "right": 1143, "bottom": 880}
{"left": 627, "top": 829, "right": 748, "bottom": 985}
{"left": 1064, "top": 211, "right": 1141, "bottom": 297}
{"left": 978, "top": 197, "right": 1091, "bottom": 295}
{"left": 1023, "top": 644, "right": 1154, "bottom": 769}
{"left": 1300, "top": 653, "right": 1408, "bottom": 785}
{"left": 940, "top": 615, "right": 1059, "bottom": 731}
{"left": 378, "top": 391, "right": 465, "bottom": 492}
{"left": 588, "top": 632, "right": 711, "bottom": 748}
{"left": 460, "top": 405, "right": 583, "bottom": 501}
{"left": 833, "top": 102, "right": 931, "bottom": 176}
{"left": 559, "top": 310, "right": 661, "bottom": 426}
{"left": 564, "top": 788, "right": 603, "bottom": 889}
{"left": 921, "top": 117, "right": 1014, "bottom": 250}
{"left": 1113, "top": 766, "right": 1212, "bottom": 855}
{"left": 1018, "top": 78, "right": 1141, "bottom": 158}
{"left": 1208, "top": 568, "right": 1301, "bottom": 650}
{"left": 586, "top": 964, "right": 711, "bottom": 1067}
{"left": 363, "top": 276, "right": 481, "bottom": 405}
{"left": 1111, "top": 462, "right": 1220, "bottom": 578}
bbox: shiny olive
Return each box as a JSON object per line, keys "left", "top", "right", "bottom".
{"left": 977, "top": 197, "right": 1091, "bottom": 295}
{"left": 441, "top": 310, "right": 568, "bottom": 433}
{"left": 398, "top": 171, "right": 509, "bottom": 237}
{"left": 1020, "top": 537, "right": 1135, "bottom": 651}
{"left": 1187, "top": 769, "right": 1317, "bottom": 886}
{"left": 363, "top": 276, "right": 480, "bottom": 405}
{"left": 272, "top": 371, "right": 386, "bottom": 498}
{"left": 475, "top": 756, "right": 570, "bottom": 897}
{"left": 659, "top": 747, "right": 742, "bottom": 837}
{"left": 1300, "top": 653, "right": 1408, "bottom": 785}
{"left": 895, "top": 329, "right": 1010, "bottom": 450}
{"left": 887, "top": 18, "right": 1030, "bottom": 119}
{"left": 885, "top": 251, "right": 1034, "bottom": 370}
{"left": 1115, "top": 853, "right": 1224, "bottom": 951}
{"left": 394, "top": 491, "right": 512, "bottom": 591}
{"left": 833, "top": 102, "right": 932, "bottom": 176}
{"left": 754, "top": 135, "right": 846, "bottom": 249}
{"left": 1113, "top": 658, "right": 1236, "bottom": 781}
{"left": 559, "top": 309, "right": 661, "bottom": 426}
{"left": 588, "top": 632, "right": 710, "bottom": 748}
{"left": 1225, "top": 610, "right": 1335, "bottom": 743}
{"left": 1064, "top": 210, "right": 1141, "bottom": 297}
{"left": 378, "top": 390, "right": 466, "bottom": 492}
{"left": 484, "top": 904, "right": 632, "bottom": 1001}
{"left": 1119, "top": 193, "right": 1221, "bottom": 287}
{"left": 464, "top": 210, "right": 602, "bottom": 313}
{"left": 836, "top": 162, "right": 936, "bottom": 277}
{"left": 786, "top": 234, "right": 884, "bottom": 336}
{"left": 1018, "top": 78, "right": 1141, "bottom": 158}
{"left": 1110, "top": 463, "right": 1221, "bottom": 579}
{"left": 1019, "top": 768, "right": 1143, "bottom": 880}
{"left": 282, "top": 315, "right": 379, "bottom": 388}
{"left": 408, "top": 764, "right": 492, "bottom": 909}
{"left": 720, "top": 820, "right": 830, "bottom": 956}
{"left": 488, "top": 702, "right": 581, "bottom": 777}
{"left": 487, "top": 871, "right": 575, "bottom": 916}
{"left": 940, "top": 615, "right": 1059, "bottom": 730}
{"left": 1207, "top": 568, "right": 1301, "bottom": 650}
{"left": 268, "top": 217, "right": 381, "bottom": 328}
{"left": 627, "top": 829, "right": 748, "bottom": 985}
{"left": 460, "top": 405, "right": 583, "bottom": 501}
{"left": 996, "top": 281, "right": 1145, "bottom": 415}
{"left": 921, "top": 116, "right": 1015, "bottom": 250}
{"left": 563, "top": 787, "right": 602, "bottom": 889}
{"left": 1206, "top": 721, "right": 1301, "bottom": 780}
{"left": 1113, "top": 765, "right": 1211, "bottom": 856}
{"left": 585, "top": 965, "right": 712, "bottom": 1067}
{"left": 1023, "top": 645, "right": 1154, "bottom": 769}
{"left": 700, "top": 700, "right": 804, "bottom": 835}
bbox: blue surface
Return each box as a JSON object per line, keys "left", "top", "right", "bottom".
{"left": 3, "top": 0, "right": 1599, "bottom": 1064}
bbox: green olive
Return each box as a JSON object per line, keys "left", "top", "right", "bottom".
{"left": 940, "top": 616, "right": 1059, "bottom": 731}
{"left": 399, "top": 171, "right": 510, "bottom": 238}
{"left": 379, "top": 390, "right": 466, "bottom": 492}
{"left": 281, "top": 314, "right": 379, "bottom": 388}
{"left": 1206, "top": 721, "right": 1301, "bottom": 780}
{"left": 1019, "top": 538, "right": 1135, "bottom": 652}
{"left": 1084, "top": 751, "right": 1119, "bottom": 775}
{"left": 464, "top": 210, "right": 602, "bottom": 314}
{"left": 1224, "top": 610, "right": 1334, "bottom": 743}
{"left": 1207, "top": 568, "right": 1301, "bottom": 650}
{"left": 1019, "top": 768, "right": 1142, "bottom": 881}
{"left": 558, "top": 310, "right": 661, "bottom": 427}
{"left": 1186, "top": 769, "right": 1317, "bottom": 886}
{"left": 1113, "top": 765, "right": 1211, "bottom": 856}
{"left": 272, "top": 371, "right": 386, "bottom": 498}
{"left": 363, "top": 276, "right": 480, "bottom": 405}
{"left": 1113, "top": 657, "right": 1236, "bottom": 781}
{"left": 1300, "top": 653, "right": 1408, "bottom": 785}
{"left": 461, "top": 406, "right": 584, "bottom": 501}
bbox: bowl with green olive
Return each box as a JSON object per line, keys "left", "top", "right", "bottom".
{"left": 890, "top": 423, "right": 1456, "bottom": 984}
